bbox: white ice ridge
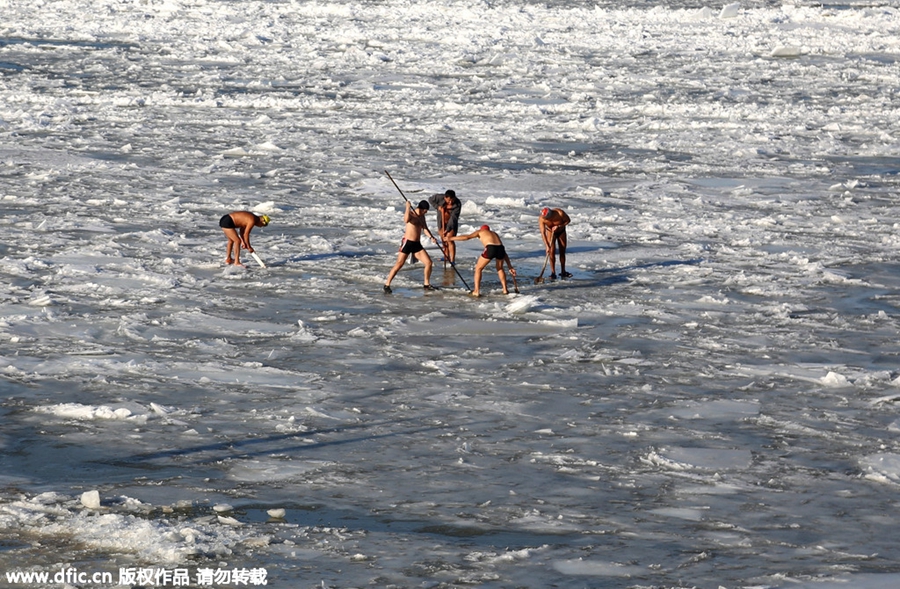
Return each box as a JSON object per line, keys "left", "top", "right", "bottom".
{"left": 0, "top": 492, "right": 254, "bottom": 564}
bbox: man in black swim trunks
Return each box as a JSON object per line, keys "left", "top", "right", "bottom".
{"left": 384, "top": 200, "right": 438, "bottom": 293}
{"left": 219, "top": 211, "right": 269, "bottom": 266}
{"left": 451, "top": 224, "right": 516, "bottom": 297}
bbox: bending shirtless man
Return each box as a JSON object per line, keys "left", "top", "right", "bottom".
{"left": 539, "top": 207, "right": 571, "bottom": 279}
{"left": 384, "top": 200, "right": 437, "bottom": 293}
{"left": 451, "top": 225, "right": 516, "bottom": 297}
{"left": 219, "top": 211, "right": 269, "bottom": 266}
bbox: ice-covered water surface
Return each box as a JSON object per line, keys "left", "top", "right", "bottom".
{"left": 2, "top": 0, "right": 900, "bottom": 587}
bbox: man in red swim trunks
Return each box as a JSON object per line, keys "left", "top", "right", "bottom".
{"left": 384, "top": 200, "right": 438, "bottom": 293}
{"left": 451, "top": 224, "right": 516, "bottom": 297}
{"left": 538, "top": 207, "right": 571, "bottom": 279}
{"left": 219, "top": 211, "right": 269, "bottom": 266}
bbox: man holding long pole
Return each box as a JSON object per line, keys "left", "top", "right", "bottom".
{"left": 383, "top": 200, "right": 438, "bottom": 294}
{"left": 384, "top": 171, "right": 473, "bottom": 292}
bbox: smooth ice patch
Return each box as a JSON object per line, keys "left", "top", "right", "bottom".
{"left": 553, "top": 559, "right": 646, "bottom": 576}
{"left": 227, "top": 458, "right": 335, "bottom": 483}
{"left": 649, "top": 507, "right": 707, "bottom": 521}
{"left": 666, "top": 399, "right": 760, "bottom": 420}
{"left": 402, "top": 317, "right": 577, "bottom": 336}
{"left": 784, "top": 573, "right": 900, "bottom": 589}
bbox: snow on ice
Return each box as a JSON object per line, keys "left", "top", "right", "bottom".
{"left": 2, "top": 0, "right": 900, "bottom": 587}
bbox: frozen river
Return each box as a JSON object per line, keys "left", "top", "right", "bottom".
{"left": 2, "top": 0, "right": 900, "bottom": 587}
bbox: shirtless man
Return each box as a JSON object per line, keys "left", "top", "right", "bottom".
{"left": 539, "top": 207, "right": 571, "bottom": 279}
{"left": 451, "top": 225, "right": 516, "bottom": 297}
{"left": 384, "top": 200, "right": 438, "bottom": 293}
{"left": 427, "top": 189, "right": 462, "bottom": 264}
{"left": 219, "top": 211, "right": 269, "bottom": 266}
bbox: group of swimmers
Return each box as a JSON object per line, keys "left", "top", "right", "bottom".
{"left": 381, "top": 191, "right": 571, "bottom": 296}
{"left": 218, "top": 192, "right": 571, "bottom": 297}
